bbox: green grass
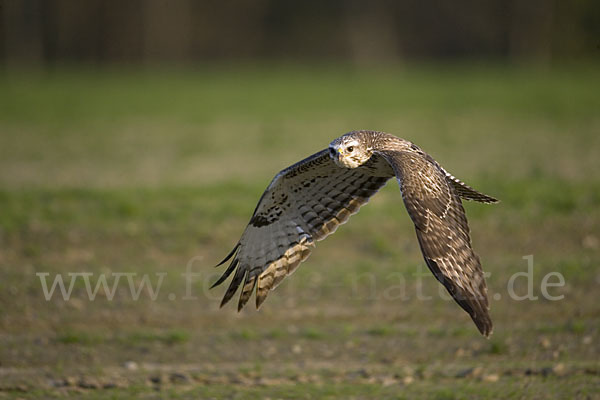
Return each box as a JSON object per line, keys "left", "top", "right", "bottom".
{"left": 0, "top": 63, "right": 599, "bottom": 398}
{"left": 3, "top": 375, "right": 598, "bottom": 400}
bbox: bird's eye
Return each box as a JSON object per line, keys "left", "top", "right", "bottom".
{"left": 347, "top": 146, "right": 354, "bottom": 153}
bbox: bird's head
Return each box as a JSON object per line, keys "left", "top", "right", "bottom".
{"left": 329, "top": 132, "right": 373, "bottom": 169}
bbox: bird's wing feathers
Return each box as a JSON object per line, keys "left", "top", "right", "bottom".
{"left": 214, "top": 149, "right": 394, "bottom": 311}
{"left": 443, "top": 169, "right": 499, "bottom": 204}
{"left": 215, "top": 134, "right": 494, "bottom": 337}
{"left": 378, "top": 150, "right": 493, "bottom": 337}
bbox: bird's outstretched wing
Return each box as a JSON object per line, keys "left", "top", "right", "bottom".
{"left": 213, "top": 150, "right": 394, "bottom": 310}
{"left": 378, "top": 149, "right": 495, "bottom": 337}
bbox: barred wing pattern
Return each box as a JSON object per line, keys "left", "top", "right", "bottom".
{"left": 214, "top": 130, "right": 497, "bottom": 337}
{"left": 378, "top": 149, "right": 493, "bottom": 336}
{"left": 213, "top": 150, "right": 394, "bottom": 311}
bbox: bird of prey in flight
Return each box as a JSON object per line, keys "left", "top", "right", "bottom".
{"left": 213, "top": 130, "right": 498, "bottom": 337}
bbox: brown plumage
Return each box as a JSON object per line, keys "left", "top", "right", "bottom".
{"left": 214, "top": 130, "right": 498, "bottom": 337}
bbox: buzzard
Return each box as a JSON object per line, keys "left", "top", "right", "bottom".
{"left": 214, "top": 130, "right": 498, "bottom": 336}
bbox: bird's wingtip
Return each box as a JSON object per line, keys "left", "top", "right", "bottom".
{"left": 215, "top": 243, "right": 240, "bottom": 267}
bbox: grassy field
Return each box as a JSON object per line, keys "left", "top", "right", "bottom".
{"left": 0, "top": 64, "right": 599, "bottom": 399}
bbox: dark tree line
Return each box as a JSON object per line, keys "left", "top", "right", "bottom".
{"left": 2, "top": 0, "right": 599, "bottom": 66}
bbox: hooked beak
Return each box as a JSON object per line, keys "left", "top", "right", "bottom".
{"left": 329, "top": 147, "right": 343, "bottom": 160}
{"left": 335, "top": 148, "right": 346, "bottom": 165}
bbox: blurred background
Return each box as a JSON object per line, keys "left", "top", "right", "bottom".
{"left": 2, "top": 0, "right": 600, "bottom": 66}
{"left": 1, "top": 1, "right": 599, "bottom": 399}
